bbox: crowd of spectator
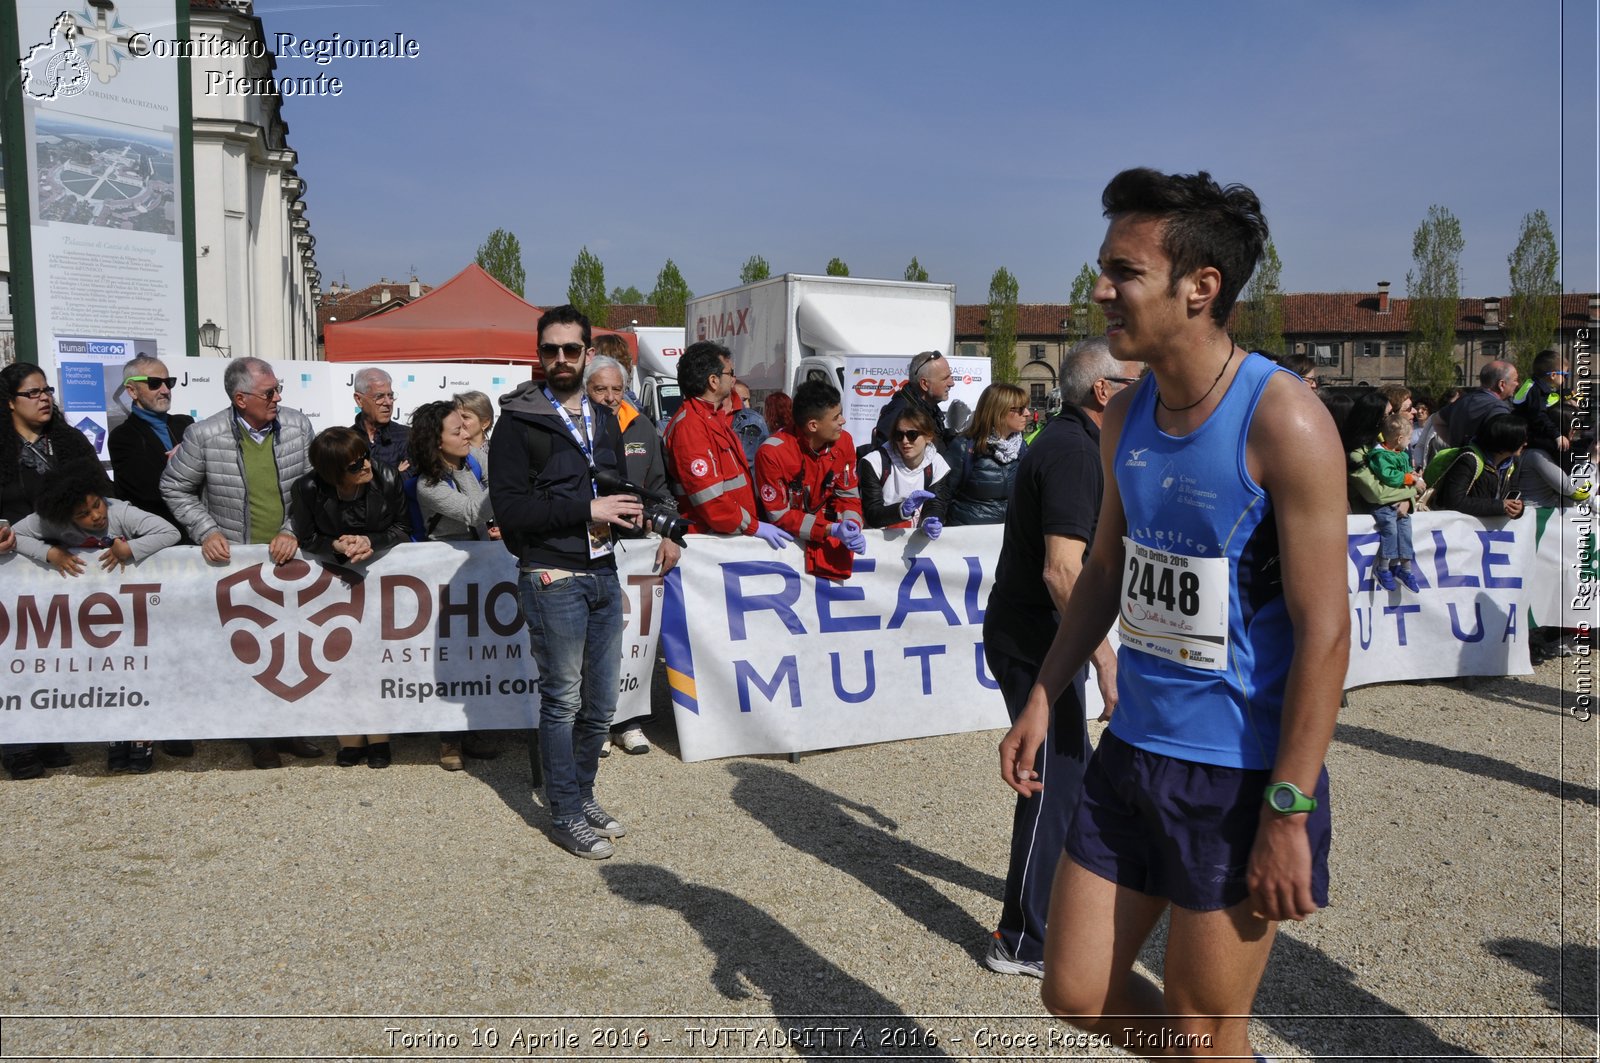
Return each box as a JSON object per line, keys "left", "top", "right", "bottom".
{"left": 0, "top": 327, "right": 1589, "bottom": 788}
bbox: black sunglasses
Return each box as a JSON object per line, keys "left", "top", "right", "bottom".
{"left": 538, "top": 342, "right": 587, "bottom": 359}
{"left": 345, "top": 453, "right": 371, "bottom": 474}
{"left": 891, "top": 429, "right": 924, "bottom": 443}
{"left": 126, "top": 375, "right": 178, "bottom": 390}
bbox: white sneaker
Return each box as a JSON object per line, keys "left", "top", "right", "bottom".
{"left": 617, "top": 727, "right": 650, "bottom": 755}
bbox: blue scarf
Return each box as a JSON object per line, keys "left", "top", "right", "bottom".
{"left": 130, "top": 404, "right": 173, "bottom": 451}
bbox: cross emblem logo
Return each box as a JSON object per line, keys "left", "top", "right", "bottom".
{"left": 74, "top": 0, "right": 142, "bottom": 85}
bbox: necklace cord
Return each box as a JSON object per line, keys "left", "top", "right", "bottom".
{"left": 1156, "top": 339, "right": 1237, "bottom": 413}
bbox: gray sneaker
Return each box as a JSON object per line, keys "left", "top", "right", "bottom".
{"left": 984, "top": 933, "right": 1043, "bottom": 978}
{"left": 551, "top": 817, "right": 614, "bottom": 859}
{"left": 582, "top": 798, "right": 626, "bottom": 838}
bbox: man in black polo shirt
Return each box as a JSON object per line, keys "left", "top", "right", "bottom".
{"left": 981, "top": 338, "right": 1143, "bottom": 978}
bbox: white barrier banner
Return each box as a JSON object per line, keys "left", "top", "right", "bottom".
{"left": 0, "top": 512, "right": 1557, "bottom": 752}
{"left": 659, "top": 513, "right": 1547, "bottom": 761}
{"left": 0, "top": 540, "right": 665, "bottom": 744}
{"left": 1527, "top": 506, "right": 1597, "bottom": 633}
{"left": 1345, "top": 510, "right": 1534, "bottom": 683}
{"left": 658, "top": 525, "right": 1009, "bottom": 762}
{"left": 168, "top": 361, "right": 529, "bottom": 438}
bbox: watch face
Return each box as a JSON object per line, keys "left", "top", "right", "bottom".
{"left": 1270, "top": 788, "right": 1294, "bottom": 811}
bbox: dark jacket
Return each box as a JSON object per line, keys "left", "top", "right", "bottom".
{"left": 856, "top": 447, "right": 952, "bottom": 528}
{"left": 488, "top": 382, "right": 630, "bottom": 570}
{"left": 1432, "top": 446, "right": 1521, "bottom": 518}
{"left": 944, "top": 435, "right": 1025, "bottom": 526}
{"left": 1442, "top": 388, "right": 1511, "bottom": 449}
{"left": 290, "top": 461, "right": 410, "bottom": 561}
{"left": 108, "top": 411, "right": 194, "bottom": 540}
{"left": 869, "top": 384, "right": 952, "bottom": 454}
{"left": 354, "top": 413, "right": 410, "bottom": 470}
{"left": 1514, "top": 377, "right": 1564, "bottom": 457}
{"left": 619, "top": 401, "right": 675, "bottom": 508}
{"left": 0, "top": 416, "right": 105, "bottom": 525}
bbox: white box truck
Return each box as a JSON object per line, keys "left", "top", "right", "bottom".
{"left": 624, "top": 325, "right": 686, "bottom": 424}
{"left": 685, "top": 274, "right": 956, "bottom": 400}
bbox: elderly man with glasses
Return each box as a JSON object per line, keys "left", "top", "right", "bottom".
{"left": 109, "top": 355, "right": 194, "bottom": 540}
{"left": 160, "top": 356, "right": 323, "bottom": 770}
{"left": 870, "top": 348, "right": 957, "bottom": 453}
{"left": 351, "top": 367, "right": 410, "bottom": 472}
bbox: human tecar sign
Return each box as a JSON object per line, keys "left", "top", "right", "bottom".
{"left": 686, "top": 275, "right": 956, "bottom": 399}
{"left": 5, "top": 0, "right": 193, "bottom": 377}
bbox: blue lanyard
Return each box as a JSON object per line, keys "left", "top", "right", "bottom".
{"left": 544, "top": 388, "right": 598, "bottom": 498}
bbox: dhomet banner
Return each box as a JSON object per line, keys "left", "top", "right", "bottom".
{"left": 0, "top": 539, "right": 666, "bottom": 744}
{"left": 0, "top": 512, "right": 1553, "bottom": 752}
{"left": 8, "top": 1, "right": 191, "bottom": 380}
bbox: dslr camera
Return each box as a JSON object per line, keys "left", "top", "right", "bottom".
{"left": 594, "top": 468, "right": 690, "bottom": 547}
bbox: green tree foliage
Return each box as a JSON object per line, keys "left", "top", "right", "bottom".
{"left": 1068, "top": 263, "right": 1108, "bottom": 341}
{"left": 475, "top": 228, "right": 525, "bottom": 298}
{"left": 986, "top": 267, "right": 1021, "bottom": 384}
{"left": 1506, "top": 209, "right": 1560, "bottom": 375}
{"left": 1231, "top": 240, "right": 1286, "bottom": 357}
{"left": 608, "top": 285, "right": 645, "bottom": 304}
{"left": 904, "top": 257, "right": 929, "bottom": 283}
{"left": 825, "top": 257, "right": 850, "bottom": 277}
{"left": 740, "top": 255, "right": 771, "bottom": 285}
{"left": 1406, "top": 205, "right": 1466, "bottom": 398}
{"left": 567, "top": 246, "right": 608, "bottom": 328}
{"left": 649, "top": 259, "right": 692, "bottom": 327}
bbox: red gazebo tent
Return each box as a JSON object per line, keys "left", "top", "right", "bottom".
{"left": 323, "top": 263, "right": 630, "bottom": 363}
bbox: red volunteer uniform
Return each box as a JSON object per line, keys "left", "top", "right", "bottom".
{"left": 662, "top": 397, "right": 759, "bottom": 535}
{"left": 753, "top": 428, "right": 864, "bottom": 581}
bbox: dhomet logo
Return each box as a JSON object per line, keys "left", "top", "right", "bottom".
{"left": 216, "top": 561, "right": 364, "bottom": 702}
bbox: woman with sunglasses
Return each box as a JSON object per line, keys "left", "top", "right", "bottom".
{"left": 0, "top": 362, "right": 100, "bottom": 779}
{"left": 290, "top": 426, "right": 410, "bottom": 768}
{"left": 945, "top": 382, "right": 1030, "bottom": 526}
{"left": 857, "top": 405, "right": 951, "bottom": 537}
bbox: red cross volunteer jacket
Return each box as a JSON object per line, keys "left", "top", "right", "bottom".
{"left": 662, "top": 397, "right": 760, "bottom": 536}
{"left": 752, "top": 428, "right": 864, "bottom": 582}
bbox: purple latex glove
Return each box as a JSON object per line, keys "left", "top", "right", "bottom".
{"left": 900, "top": 489, "right": 937, "bottom": 518}
{"left": 920, "top": 516, "right": 943, "bottom": 540}
{"left": 829, "top": 518, "right": 867, "bottom": 554}
{"left": 753, "top": 522, "right": 794, "bottom": 550}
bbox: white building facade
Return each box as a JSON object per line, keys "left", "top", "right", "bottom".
{"left": 189, "top": 0, "right": 319, "bottom": 361}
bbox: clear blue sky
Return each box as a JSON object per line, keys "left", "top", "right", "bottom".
{"left": 256, "top": 0, "right": 1598, "bottom": 306}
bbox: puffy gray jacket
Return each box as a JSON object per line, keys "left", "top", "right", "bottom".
{"left": 160, "top": 406, "right": 313, "bottom": 544}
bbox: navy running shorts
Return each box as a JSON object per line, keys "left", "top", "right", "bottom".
{"left": 1064, "top": 730, "right": 1331, "bottom": 912}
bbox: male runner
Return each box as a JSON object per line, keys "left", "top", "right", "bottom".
{"left": 1000, "top": 168, "right": 1349, "bottom": 1060}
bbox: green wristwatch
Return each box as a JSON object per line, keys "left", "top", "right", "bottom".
{"left": 1263, "top": 781, "right": 1317, "bottom": 815}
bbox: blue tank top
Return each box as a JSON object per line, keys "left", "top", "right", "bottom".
{"left": 1109, "top": 352, "right": 1291, "bottom": 769}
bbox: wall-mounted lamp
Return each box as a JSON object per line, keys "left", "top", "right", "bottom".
{"left": 198, "top": 319, "right": 230, "bottom": 355}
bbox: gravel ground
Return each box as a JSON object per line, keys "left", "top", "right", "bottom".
{"left": 0, "top": 655, "right": 1595, "bottom": 1061}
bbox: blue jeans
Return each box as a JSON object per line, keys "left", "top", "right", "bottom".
{"left": 518, "top": 570, "right": 624, "bottom": 822}
{"left": 1372, "top": 504, "right": 1413, "bottom": 562}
